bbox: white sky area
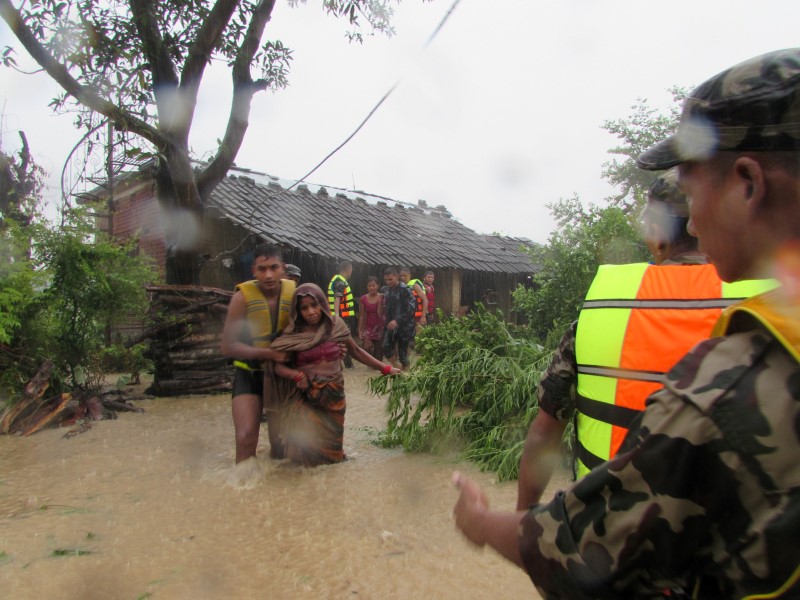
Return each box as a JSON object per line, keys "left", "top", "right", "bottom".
{"left": 2, "top": 0, "right": 800, "bottom": 244}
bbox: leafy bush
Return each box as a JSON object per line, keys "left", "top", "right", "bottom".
{"left": 371, "top": 304, "right": 551, "bottom": 481}
{"left": 512, "top": 197, "right": 648, "bottom": 342}
{"left": 1, "top": 202, "right": 158, "bottom": 399}
{"left": 97, "top": 342, "right": 151, "bottom": 386}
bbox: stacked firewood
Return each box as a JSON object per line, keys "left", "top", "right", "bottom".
{"left": 140, "top": 285, "right": 234, "bottom": 396}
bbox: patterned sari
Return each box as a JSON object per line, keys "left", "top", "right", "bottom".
{"left": 265, "top": 283, "right": 352, "bottom": 467}
{"left": 283, "top": 373, "right": 346, "bottom": 466}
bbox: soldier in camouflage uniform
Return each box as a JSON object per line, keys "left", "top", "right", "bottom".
{"left": 452, "top": 48, "right": 800, "bottom": 599}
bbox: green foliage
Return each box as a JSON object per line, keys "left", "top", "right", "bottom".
{"left": 414, "top": 304, "right": 535, "bottom": 364}
{"left": 98, "top": 342, "right": 151, "bottom": 387}
{"left": 601, "top": 87, "right": 689, "bottom": 211}
{"left": 512, "top": 197, "right": 648, "bottom": 342}
{"left": 0, "top": 220, "right": 39, "bottom": 345}
{"left": 34, "top": 203, "right": 156, "bottom": 388}
{"left": 1, "top": 201, "right": 158, "bottom": 398}
{"left": 1, "top": 139, "right": 49, "bottom": 393}
{"left": 371, "top": 305, "right": 550, "bottom": 481}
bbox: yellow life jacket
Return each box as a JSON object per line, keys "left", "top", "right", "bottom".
{"left": 235, "top": 279, "right": 296, "bottom": 348}
{"left": 712, "top": 288, "right": 800, "bottom": 363}
{"left": 574, "top": 263, "right": 776, "bottom": 477}
{"left": 327, "top": 274, "right": 355, "bottom": 318}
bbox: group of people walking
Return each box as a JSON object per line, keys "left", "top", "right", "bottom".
{"left": 327, "top": 260, "right": 436, "bottom": 370}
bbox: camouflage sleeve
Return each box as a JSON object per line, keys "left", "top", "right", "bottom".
{"left": 518, "top": 329, "right": 800, "bottom": 598}
{"left": 537, "top": 321, "right": 577, "bottom": 423}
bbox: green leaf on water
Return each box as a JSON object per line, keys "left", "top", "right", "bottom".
{"left": 51, "top": 548, "right": 93, "bottom": 557}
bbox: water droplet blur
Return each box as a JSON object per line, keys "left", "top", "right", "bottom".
{"left": 676, "top": 116, "right": 717, "bottom": 162}
{"left": 161, "top": 207, "right": 201, "bottom": 250}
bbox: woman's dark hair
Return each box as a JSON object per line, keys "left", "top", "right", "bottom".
{"left": 367, "top": 275, "right": 379, "bottom": 285}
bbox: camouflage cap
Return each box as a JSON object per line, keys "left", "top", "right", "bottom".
{"left": 285, "top": 263, "right": 301, "bottom": 278}
{"left": 646, "top": 168, "right": 689, "bottom": 218}
{"left": 638, "top": 48, "right": 800, "bottom": 171}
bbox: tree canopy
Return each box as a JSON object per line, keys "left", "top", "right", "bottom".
{"left": 601, "top": 86, "right": 688, "bottom": 212}
{"left": 512, "top": 90, "right": 686, "bottom": 343}
{"left": 0, "top": 0, "right": 411, "bottom": 282}
{"left": 512, "top": 197, "right": 648, "bottom": 344}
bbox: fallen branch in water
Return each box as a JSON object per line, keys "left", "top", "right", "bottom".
{"left": 1, "top": 362, "right": 147, "bottom": 436}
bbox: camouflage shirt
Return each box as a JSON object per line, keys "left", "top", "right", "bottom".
{"left": 537, "top": 321, "right": 578, "bottom": 423}
{"left": 519, "top": 320, "right": 800, "bottom": 598}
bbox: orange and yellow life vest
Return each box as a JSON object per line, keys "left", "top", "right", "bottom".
{"left": 327, "top": 274, "right": 355, "bottom": 318}
{"left": 408, "top": 278, "right": 424, "bottom": 318}
{"left": 574, "top": 263, "right": 776, "bottom": 477}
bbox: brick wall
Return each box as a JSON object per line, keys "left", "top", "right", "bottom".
{"left": 107, "top": 178, "right": 166, "bottom": 277}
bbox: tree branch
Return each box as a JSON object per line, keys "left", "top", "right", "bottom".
{"left": 181, "top": 0, "right": 238, "bottom": 92}
{"left": 128, "top": 0, "right": 179, "bottom": 89}
{"left": 176, "top": 0, "right": 239, "bottom": 145}
{"left": 129, "top": 0, "right": 187, "bottom": 145}
{"left": 0, "top": 0, "right": 165, "bottom": 149}
{"left": 197, "top": 0, "right": 275, "bottom": 196}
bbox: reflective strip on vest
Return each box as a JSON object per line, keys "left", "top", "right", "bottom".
{"left": 235, "top": 279, "right": 296, "bottom": 348}
{"left": 574, "top": 263, "right": 777, "bottom": 478}
{"left": 408, "top": 278, "right": 424, "bottom": 317}
{"left": 327, "top": 274, "right": 355, "bottom": 317}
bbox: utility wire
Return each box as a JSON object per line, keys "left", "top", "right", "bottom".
{"left": 287, "top": 0, "right": 464, "bottom": 191}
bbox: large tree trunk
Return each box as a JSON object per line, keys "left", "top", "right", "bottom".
{"left": 155, "top": 153, "right": 206, "bottom": 285}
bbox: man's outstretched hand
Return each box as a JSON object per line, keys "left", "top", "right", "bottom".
{"left": 451, "top": 471, "right": 489, "bottom": 547}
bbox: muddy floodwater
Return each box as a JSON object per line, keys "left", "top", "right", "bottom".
{"left": 1, "top": 366, "right": 566, "bottom": 599}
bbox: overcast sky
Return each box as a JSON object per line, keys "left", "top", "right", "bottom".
{"left": 2, "top": 1, "right": 800, "bottom": 244}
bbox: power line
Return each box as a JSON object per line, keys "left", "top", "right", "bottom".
{"left": 287, "top": 0, "right": 464, "bottom": 191}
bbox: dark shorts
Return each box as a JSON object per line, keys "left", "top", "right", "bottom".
{"left": 232, "top": 367, "right": 264, "bottom": 398}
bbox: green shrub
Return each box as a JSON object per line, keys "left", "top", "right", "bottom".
{"left": 1, "top": 202, "right": 158, "bottom": 399}
{"left": 371, "top": 304, "right": 551, "bottom": 481}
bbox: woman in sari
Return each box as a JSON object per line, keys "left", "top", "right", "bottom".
{"left": 268, "top": 283, "right": 400, "bottom": 466}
